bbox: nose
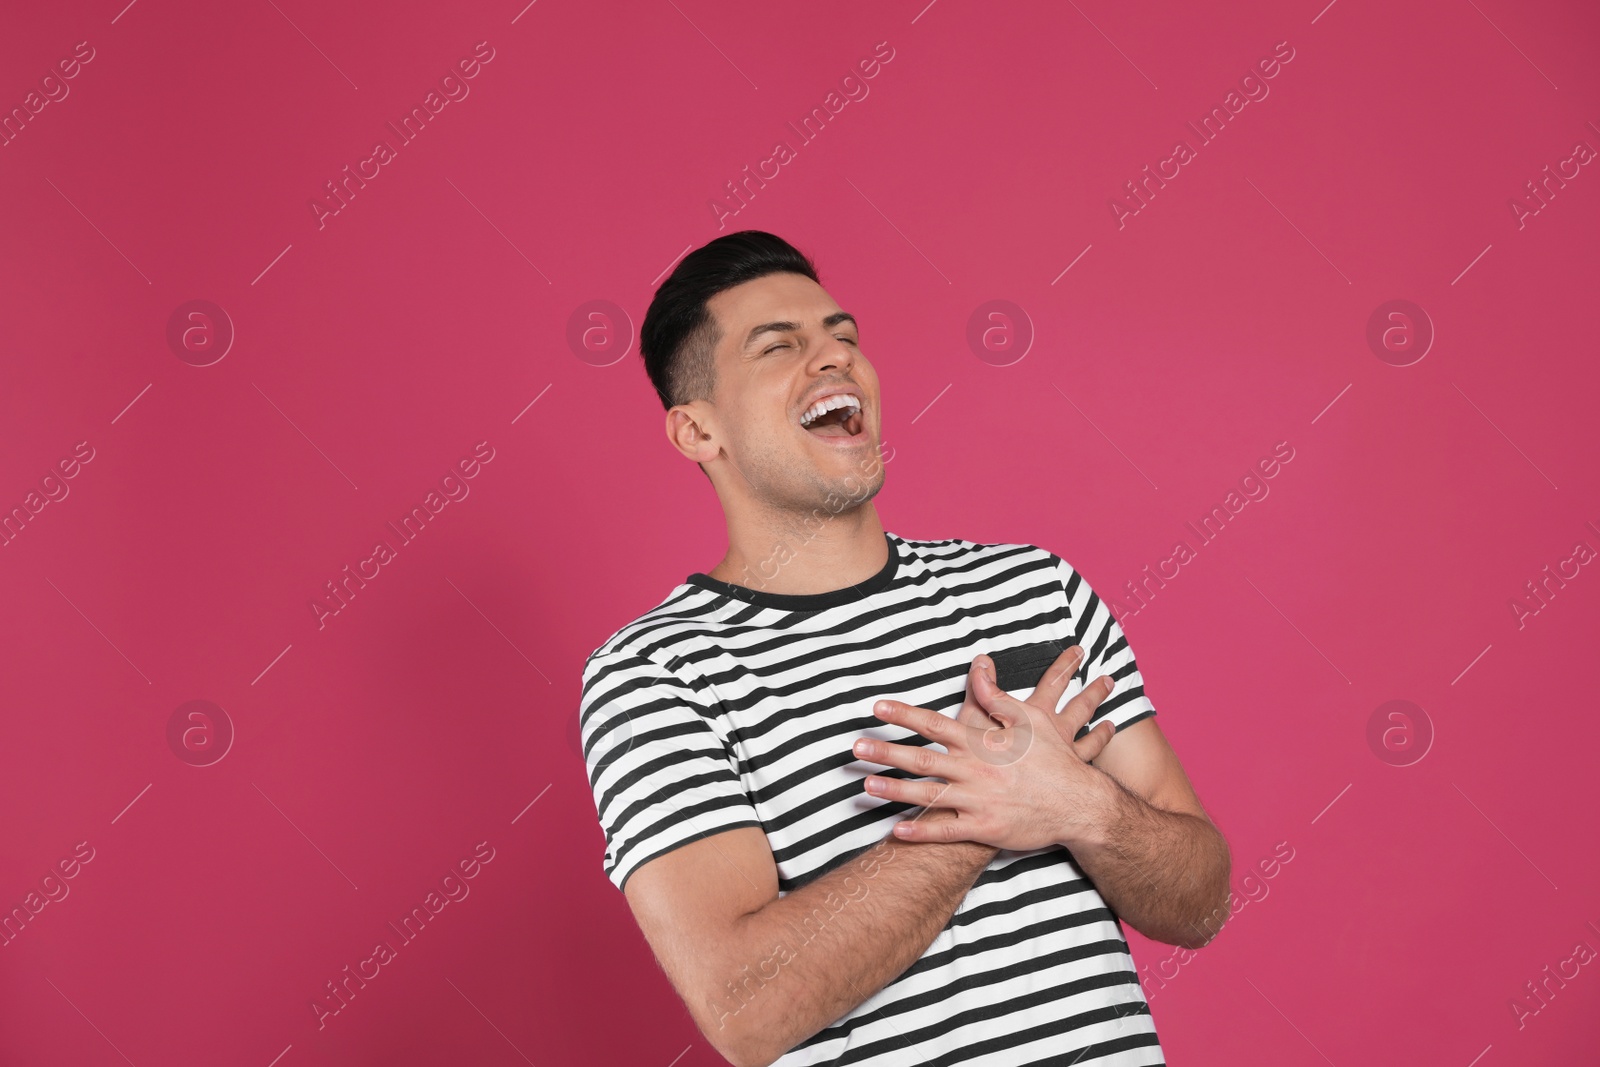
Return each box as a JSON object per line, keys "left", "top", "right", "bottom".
{"left": 807, "top": 332, "right": 854, "bottom": 375}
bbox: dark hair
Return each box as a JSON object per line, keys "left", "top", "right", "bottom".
{"left": 640, "top": 231, "right": 820, "bottom": 411}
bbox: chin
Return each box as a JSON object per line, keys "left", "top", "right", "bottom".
{"left": 823, "top": 458, "right": 885, "bottom": 506}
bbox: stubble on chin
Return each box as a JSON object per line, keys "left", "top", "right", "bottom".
{"left": 744, "top": 429, "right": 886, "bottom": 528}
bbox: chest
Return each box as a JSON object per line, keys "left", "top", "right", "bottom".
{"left": 707, "top": 610, "right": 1079, "bottom": 889}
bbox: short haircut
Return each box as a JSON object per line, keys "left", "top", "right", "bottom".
{"left": 640, "top": 230, "right": 820, "bottom": 411}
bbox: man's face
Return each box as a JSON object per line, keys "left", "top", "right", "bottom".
{"left": 682, "top": 271, "right": 884, "bottom": 513}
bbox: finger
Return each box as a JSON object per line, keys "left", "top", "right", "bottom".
{"left": 891, "top": 812, "right": 976, "bottom": 842}
{"left": 1071, "top": 717, "right": 1116, "bottom": 762}
{"left": 874, "top": 699, "right": 963, "bottom": 749}
{"left": 1059, "top": 673, "right": 1117, "bottom": 739}
{"left": 1024, "top": 644, "right": 1086, "bottom": 713}
{"left": 853, "top": 736, "right": 960, "bottom": 781}
{"left": 863, "top": 774, "right": 953, "bottom": 808}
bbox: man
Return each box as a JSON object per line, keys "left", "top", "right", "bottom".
{"left": 578, "top": 231, "right": 1230, "bottom": 1066}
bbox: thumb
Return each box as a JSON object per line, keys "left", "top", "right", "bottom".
{"left": 956, "top": 656, "right": 1000, "bottom": 728}
{"left": 971, "top": 663, "right": 1027, "bottom": 729}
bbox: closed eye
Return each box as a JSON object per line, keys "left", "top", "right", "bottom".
{"left": 762, "top": 336, "right": 857, "bottom": 354}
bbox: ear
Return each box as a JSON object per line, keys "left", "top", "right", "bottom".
{"left": 665, "top": 402, "right": 719, "bottom": 465}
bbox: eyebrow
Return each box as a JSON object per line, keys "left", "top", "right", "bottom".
{"left": 741, "top": 311, "right": 858, "bottom": 352}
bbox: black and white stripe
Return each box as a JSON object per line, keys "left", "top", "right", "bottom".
{"left": 579, "top": 532, "right": 1165, "bottom": 1065}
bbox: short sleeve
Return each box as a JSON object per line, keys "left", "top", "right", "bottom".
{"left": 1049, "top": 554, "right": 1157, "bottom": 738}
{"left": 578, "top": 648, "right": 764, "bottom": 892}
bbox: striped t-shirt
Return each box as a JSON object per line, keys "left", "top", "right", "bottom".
{"left": 578, "top": 531, "right": 1166, "bottom": 1066}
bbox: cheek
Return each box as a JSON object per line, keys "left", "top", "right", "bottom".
{"left": 755, "top": 382, "right": 800, "bottom": 435}
{"left": 722, "top": 397, "right": 790, "bottom": 454}
{"left": 857, "top": 361, "right": 880, "bottom": 403}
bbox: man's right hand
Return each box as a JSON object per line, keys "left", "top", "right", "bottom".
{"left": 623, "top": 650, "right": 1017, "bottom": 1066}
{"left": 912, "top": 653, "right": 1006, "bottom": 825}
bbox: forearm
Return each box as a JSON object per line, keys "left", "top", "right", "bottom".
{"left": 1072, "top": 774, "right": 1231, "bottom": 949}
{"left": 704, "top": 830, "right": 997, "bottom": 1066}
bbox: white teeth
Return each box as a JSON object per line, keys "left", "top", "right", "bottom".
{"left": 800, "top": 394, "right": 862, "bottom": 427}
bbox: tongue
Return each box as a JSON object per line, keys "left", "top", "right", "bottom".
{"left": 807, "top": 419, "right": 853, "bottom": 438}
{"left": 805, "top": 407, "right": 858, "bottom": 437}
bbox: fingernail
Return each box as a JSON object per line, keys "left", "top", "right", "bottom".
{"left": 854, "top": 739, "right": 875, "bottom": 756}
{"left": 875, "top": 700, "right": 893, "bottom": 715}
{"left": 866, "top": 777, "right": 884, "bottom": 794}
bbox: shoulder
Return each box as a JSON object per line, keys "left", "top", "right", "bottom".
{"left": 893, "top": 531, "right": 1058, "bottom": 575}
{"left": 581, "top": 582, "right": 729, "bottom": 688}
{"left": 905, "top": 536, "right": 1070, "bottom": 604}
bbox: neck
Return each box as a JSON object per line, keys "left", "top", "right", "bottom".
{"left": 708, "top": 502, "right": 887, "bottom": 596}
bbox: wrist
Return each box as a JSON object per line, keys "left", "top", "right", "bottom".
{"left": 1058, "top": 769, "right": 1128, "bottom": 858}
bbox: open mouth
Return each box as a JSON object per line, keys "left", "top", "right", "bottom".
{"left": 799, "top": 394, "right": 864, "bottom": 439}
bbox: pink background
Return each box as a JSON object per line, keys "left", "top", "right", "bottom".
{"left": 2, "top": 0, "right": 1597, "bottom": 1064}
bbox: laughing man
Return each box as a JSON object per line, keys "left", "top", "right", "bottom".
{"left": 578, "top": 231, "right": 1230, "bottom": 1066}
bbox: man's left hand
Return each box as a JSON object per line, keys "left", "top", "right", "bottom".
{"left": 854, "top": 648, "right": 1122, "bottom": 853}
